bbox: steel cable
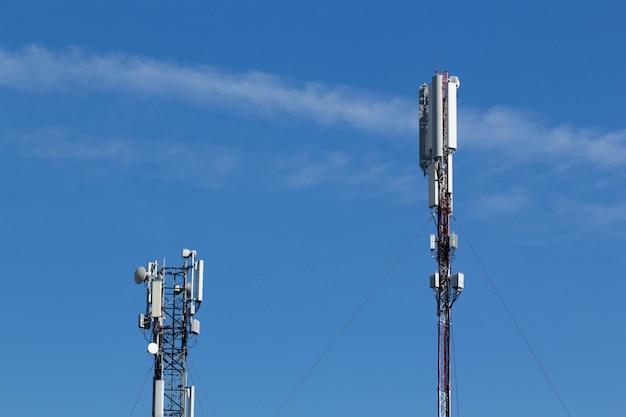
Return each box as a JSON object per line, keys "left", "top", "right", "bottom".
{"left": 189, "top": 358, "right": 219, "bottom": 417}
{"left": 272, "top": 216, "right": 432, "bottom": 417}
{"left": 452, "top": 214, "right": 572, "bottom": 417}
{"left": 127, "top": 365, "right": 153, "bottom": 417}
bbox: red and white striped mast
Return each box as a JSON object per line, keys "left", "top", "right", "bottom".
{"left": 419, "top": 71, "right": 464, "bottom": 417}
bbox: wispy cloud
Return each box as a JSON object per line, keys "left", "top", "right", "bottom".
{"left": 2, "top": 45, "right": 625, "bottom": 172}
{"left": 4, "top": 128, "right": 419, "bottom": 198}
{"left": 269, "top": 150, "right": 420, "bottom": 199}
{"left": 12, "top": 126, "right": 132, "bottom": 161}
{"left": 1, "top": 45, "right": 625, "bottom": 210}
{"left": 472, "top": 187, "right": 532, "bottom": 214}
{"left": 460, "top": 106, "right": 626, "bottom": 169}
{"left": 278, "top": 151, "right": 352, "bottom": 188}
{"left": 0, "top": 45, "right": 418, "bottom": 137}
{"left": 4, "top": 127, "right": 244, "bottom": 187}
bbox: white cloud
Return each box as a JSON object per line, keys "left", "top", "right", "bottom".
{"left": 13, "top": 126, "right": 132, "bottom": 161}
{"left": 0, "top": 45, "right": 418, "bottom": 137}
{"left": 2, "top": 45, "right": 625, "bottom": 173}
{"left": 472, "top": 188, "right": 531, "bottom": 214}
{"left": 4, "top": 127, "right": 419, "bottom": 196}
{"left": 4, "top": 128, "right": 243, "bottom": 186}
{"left": 460, "top": 106, "right": 626, "bottom": 169}
{"left": 269, "top": 150, "right": 419, "bottom": 200}
{"left": 279, "top": 151, "right": 351, "bottom": 188}
{"left": 1, "top": 44, "right": 625, "bottom": 209}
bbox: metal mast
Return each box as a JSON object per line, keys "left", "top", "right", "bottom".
{"left": 134, "top": 248, "right": 205, "bottom": 417}
{"left": 419, "top": 72, "right": 464, "bottom": 417}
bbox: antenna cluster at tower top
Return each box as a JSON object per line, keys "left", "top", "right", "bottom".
{"left": 134, "top": 248, "right": 205, "bottom": 417}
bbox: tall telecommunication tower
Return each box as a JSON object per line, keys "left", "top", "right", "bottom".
{"left": 134, "top": 248, "right": 205, "bottom": 417}
{"left": 419, "top": 72, "right": 464, "bottom": 417}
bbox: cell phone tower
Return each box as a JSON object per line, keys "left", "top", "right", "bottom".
{"left": 134, "top": 248, "right": 205, "bottom": 417}
{"left": 419, "top": 72, "right": 464, "bottom": 417}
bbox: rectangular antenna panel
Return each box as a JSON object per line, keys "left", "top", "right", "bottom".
{"left": 447, "top": 80, "right": 458, "bottom": 150}
{"left": 447, "top": 154, "right": 453, "bottom": 195}
{"left": 430, "top": 272, "right": 440, "bottom": 289}
{"left": 196, "top": 260, "right": 204, "bottom": 302}
{"left": 429, "top": 74, "right": 443, "bottom": 158}
{"left": 450, "top": 232, "right": 458, "bottom": 250}
{"left": 151, "top": 280, "right": 162, "bottom": 318}
{"left": 419, "top": 83, "right": 430, "bottom": 170}
{"left": 428, "top": 163, "right": 439, "bottom": 208}
{"left": 451, "top": 272, "right": 464, "bottom": 290}
{"left": 138, "top": 313, "right": 147, "bottom": 329}
{"left": 191, "top": 319, "right": 200, "bottom": 335}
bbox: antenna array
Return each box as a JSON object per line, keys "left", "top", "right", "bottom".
{"left": 420, "top": 71, "right": 464, "bottom": 417}
{"left": 134, "top": 249, "right": 204, "bottom": 417}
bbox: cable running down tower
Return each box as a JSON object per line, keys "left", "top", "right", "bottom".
{"left": 419, "top": 72, "right": 464, "bottom": 417}
{"left": 134, "top": 248, "right": 205, "bottom": 417}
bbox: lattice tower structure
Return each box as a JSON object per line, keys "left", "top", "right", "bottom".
{"left": 157, "top": 265, "right": 190, "bottom": 417}
{"left": 135, "top": 249, "right": 204, "bottom": 417}
{"left": 419, "top": 71, "right": 463, "bottom": 417}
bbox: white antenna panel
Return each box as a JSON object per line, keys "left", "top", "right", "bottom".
{"left": 151, "top": 280, "right": 162, "bottom": 318}
{"left": 447, "top": 78, "right": 458, "bottom": 150}
{"left": 190, "top": 319, "right": 200, "bottom": 335}
{"left": 450, "top": 232, "right": 459, "bottom": 250}
{"left": 196, "top": 260, "right": 204, "bottom": 302}
{"left": 429, "top": 74, "right": 443, "bottom": 158}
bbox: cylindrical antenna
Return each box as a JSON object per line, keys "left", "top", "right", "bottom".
{"left": 188, "top": 386, "right": 196, "bottom": 417}
{"left": 153, "top": 379, "right": 164, "bottom": 417}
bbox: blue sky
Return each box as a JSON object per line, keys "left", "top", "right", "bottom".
{"left": 0, "top": 1, "right": 624, "bottom": 416}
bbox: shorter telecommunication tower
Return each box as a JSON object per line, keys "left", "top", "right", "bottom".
{"left": 419, "top": 72, "right": 464, "bottom": 417}
{"left": 134, "top": 248, "right": 205, "bottom": 417}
